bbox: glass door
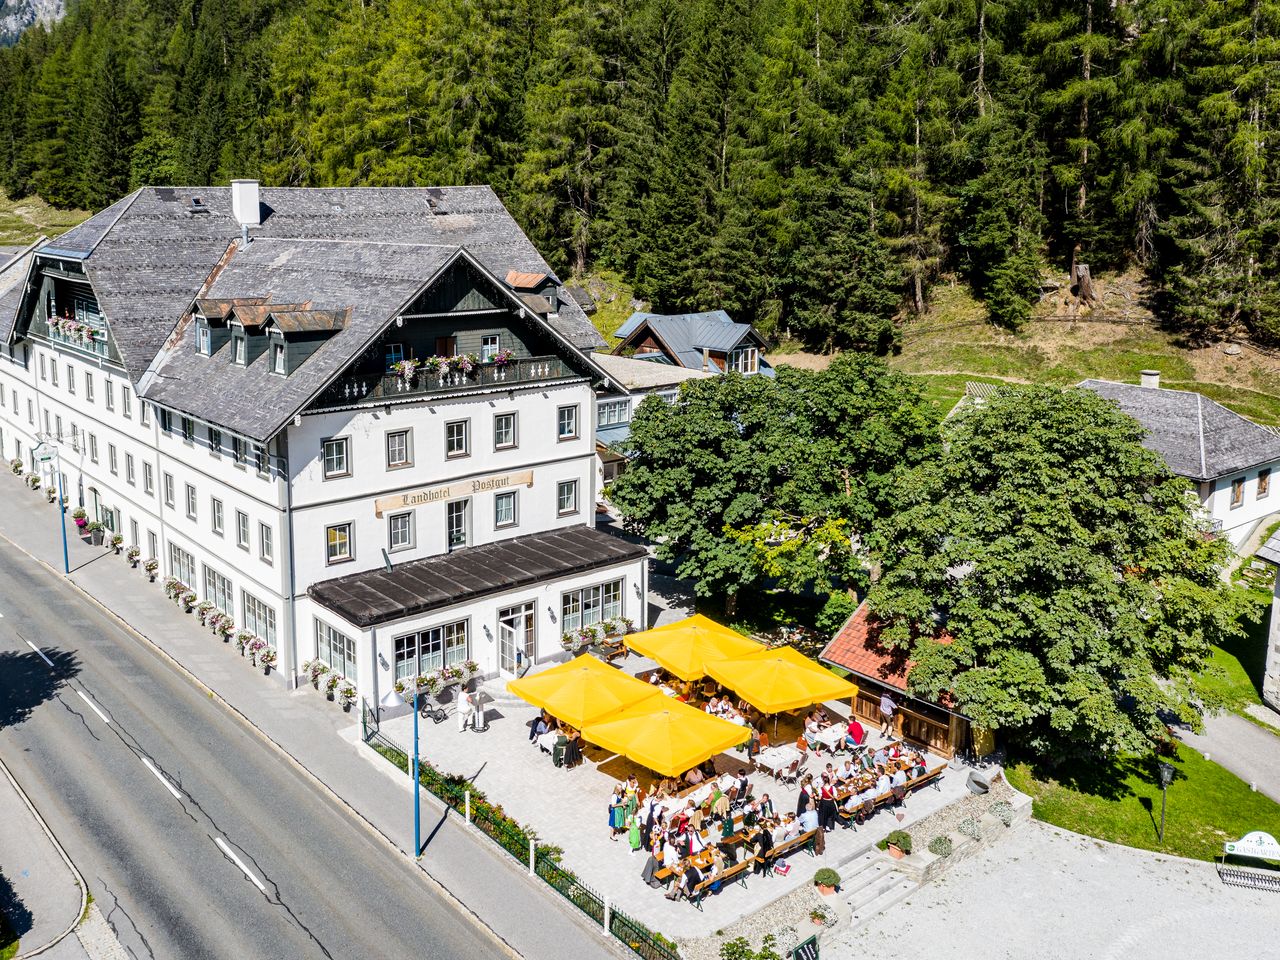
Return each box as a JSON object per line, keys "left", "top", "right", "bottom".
{"left": 498, "top": 602, "right": 536, "bottom": 674}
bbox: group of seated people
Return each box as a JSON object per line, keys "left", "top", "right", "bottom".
{"left": 796, "top": 709, "right": 871, "bottom": 756}
{"left": 526, "top": 711, "right": 584, "bottom": 769}
{"left": 793, "top": 741, "right": 928, "bottom": 831}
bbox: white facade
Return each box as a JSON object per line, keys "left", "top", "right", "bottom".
{"left": 1198, "top": 467, "right": 1280, "bottom": 548}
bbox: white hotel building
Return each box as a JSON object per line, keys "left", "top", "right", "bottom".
{"left": 0, "top": 182, "right": 648, "bottom": 707}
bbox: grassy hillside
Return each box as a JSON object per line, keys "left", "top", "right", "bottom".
{"left": 0, "top": 190, "right": 90, "bottom": 246}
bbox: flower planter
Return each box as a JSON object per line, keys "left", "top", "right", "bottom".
{"left": 887, "top": 843, "right": 905, "bottom": 860}
{"left": 89, "top": 529, "right": 104, "bottom": 546}
{"left": 263, "top": 664, "right": 272, "bottom": 676}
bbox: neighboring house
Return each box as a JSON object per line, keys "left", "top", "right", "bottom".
{"left": 1079, "top": 372, "right": 1280, "bottom": 549}
{"left": 613, "top": 309, "right": 773, "bottom": 376}
{"left": 588, "top": 352, "right": 711, "bottom": 487}
{"left": 819, "top": 601, "right": 971, "bottom": 759}
{"left": 1249, "top": 533, "right": 1280, "bottom": 713}
{"left": 0, "top": 181, "right": 648, "bottom": 710}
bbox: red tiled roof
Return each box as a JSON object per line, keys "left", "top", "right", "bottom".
{"left": 506, "top": 269, "right": 550, "bottom": 290}
{"left": 819, "top": 601, "right": 953, "bottom": 695}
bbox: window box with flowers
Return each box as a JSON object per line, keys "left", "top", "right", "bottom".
{"left": 143, "top": 558, "right": 159, "bottom": 581}
{"left": 9, "top": 459, "right": 23, "bottom": 476}
{"left": 338, "top": 681, "right": 357, "bottom": 712}
{"left": 24, "top": 474, "right": 40, "bottom": 491}
{"left": 302, "top": 659, "right": 330, "bottom": 689}
{"left": 196, "top": 601, "right": 217, "bottom": 627}
{"left": 108, "top": 533, "right": 124, "bottom": 554}
{"left": 248, "top": 638, "right": 267, "bottom": 666}
{"left": 259, "top": 648, "right": 278, "bottom": 675}
{"left": 126, "top": 546, "right": 141, "bottom": 567}
{"left": 324, "top": 673, "right": 342, "bottom": 700}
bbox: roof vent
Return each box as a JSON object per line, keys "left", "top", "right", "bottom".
{"left": 1140, "top": 369, "right": 1160, "bottom": 389}
{"left": 188, "top": 196, "right": 209, "bottom": 214}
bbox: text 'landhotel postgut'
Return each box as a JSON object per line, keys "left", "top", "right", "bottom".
{"left": 0, "top": 182, "right": 648, "bottom": 706}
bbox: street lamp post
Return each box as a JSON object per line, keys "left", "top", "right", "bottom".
{"left": 1157, "top": 760, "right": 1175, "bottom": 843}
{"left": 380, "top": 685, "right": 421, "bottom": 858}
{"left": 35, "top": 441, "right": 69, "bottom": 575}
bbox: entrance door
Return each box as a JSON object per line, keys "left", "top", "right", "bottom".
{"left": 498, "top": 601, "right": 536, "bottom": 674}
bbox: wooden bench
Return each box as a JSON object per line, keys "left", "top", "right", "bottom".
{"left": 687, "top": 857, "right": 754, "bottom": 909}
{"left": 763, "top": 829, "right": 818, "bottom": 874}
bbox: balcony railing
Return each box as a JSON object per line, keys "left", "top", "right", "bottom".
{"left": 315, "top": 355, "right": 575, "bottom": 407}
{"left": 45, "top": 325, "right": 111, "bottom": 358}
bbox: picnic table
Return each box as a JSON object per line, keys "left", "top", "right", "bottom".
{"left": 755, "top": 745, "right": 802, "bottom": 779}
{"left": 813, "top": 724, "right": 845, "bottom": 752}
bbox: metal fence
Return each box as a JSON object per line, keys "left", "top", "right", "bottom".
{"left": 362, "top": 726, "right": 678, "bottom": 959}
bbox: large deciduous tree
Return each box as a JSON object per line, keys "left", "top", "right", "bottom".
{"left": 867, "top": 385, "right": 1250, "bottom": 760}
{"left": 608, "top": 355, "right": 941, "bottom": 606}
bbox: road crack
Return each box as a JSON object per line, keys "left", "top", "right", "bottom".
{"left": 98, "top": 877, "right": 155, "bottom": 960}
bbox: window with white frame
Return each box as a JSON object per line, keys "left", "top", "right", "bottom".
{"left": 317, "top": 620, "right": 355, "bottom": 679}
{"left": 326, "top": 522, "right": 353, "bottom": 564}
{"left": 242, "top": 590, "right": 276, "bottom": 645}
{"left": 481, "top": 335, "right": 500, "bottom": 361}
{"left": 169, "top": 544, "right": 196, "bottom": 585}
{"left": 729, "top": 346, "right": 759, "bottom": 374}
{"left": 494, "top": 490, "right": 517, "bottom": 528}
{"left": 494, "top": 412, "right": 517, "bottom": 450}
{"left": 143, "top": 462, "right": 153, "bottom": 495}
{"left": 211, "top": 497, "right": 224, "bottom": 535}
{"left": 561, "top": 579, "right": 623, "bottom": 633}
{"left": 259, "top": 522, "right": 274, "bottom": 563}
{"left": 122, "top": 389, "right": 131, "bottom": 418}
{"left": 394, "top": 621, "right": 468, "bottom": 679}
{"left": 204, "top": 565, "right": 233, "bottom": 614}
{"left": 88, "top": 373, "right": 97, "bottom": 403}
{"left": 106, "top": 379, "right": 115, "bottom": 411}
{"left": 386, "top": 430, "right": 411, "bottom": 468}
{"left": 198, "top": 326, "right": 211, "bottom": 355}
{"left": 125, "top": 453, "right": 135, "bottom": 485}
{"left": 557, "top": 479, "right": 579, "bottom": 516}
{"left": 232, "top": 337, "right": 246, "bottom": 365}
{"left": 597, "top": 399, "right": 630, "bottom": 427}
{"left": 108, "top": 443, "right": 117, "bottom": 474}
{"left": 236, "top": 510, "right": 249, "bottom": 549}
{"left": 446, "top": 499, "right": 469, "bottom": 550}
{"left": 185, "top": 483, "right": 197, "bottom": 519}
{"left": 140, "top": 401, "right": 150, "bottom": 426}
{"left": 272, "top": 343, "right": 286, "bottom": 375}
{"left": 322, "top": 437, "right": 349, "bottom": 478}
{"left": 388, "top": 512, "right": 413, "bottom": 551}
{"left": 557, "top": 404, "right": 578, "bottom": 440}
{"left": 50, "top": 362, "right": 57, "bottom": 387}
{"left": 445, "top": 420, "right": 469, "bottom": 458}
{"left": 65, "top": 364, "right": 73, "bottom": 393}
{"left": 54, "top": 414, "right": 62, "bottom": 440}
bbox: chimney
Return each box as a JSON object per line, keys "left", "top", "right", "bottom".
{"left": 231, "top": 179, "right": 261, "bottom": 244}
{"left": 702, "top": 347, "right": 711, "bottom": 372}
{"left": 1140, "top": 369, "right": 1160, "bottom": 389}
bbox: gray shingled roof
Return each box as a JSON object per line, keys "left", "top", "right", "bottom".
{"left": 308, "top": 525, "right": 648, "bottom": 628}
{"left": 1079, "top": 379, "right": 1280, "bottom": 481}
{"left": 589, "top": 352, "right": 711, "bottom": 390}
{"left": 0, "top": 238, "right": 44, "bottom": 343}
{"left": 1257, "top": 532, "right": 1280, "bottom": 566}
{"left": 616, "top": 309, "right": 732, "bottom": 340}
{"left": 621, "top": 314, "right": 761, "bottom": 370}
{"left": 39, "top": 186, "right": 604, "bottom": 388}
{"left": 144, "top": 239, "right": 459, "bottom": 440}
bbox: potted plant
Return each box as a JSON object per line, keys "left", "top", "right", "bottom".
{"left": 813, "top": 868, "right": 841, "bottom": 896}
{"left": 216, "top": 618, "right": 236, "bottom": 642}
{"left": 180, "top": 590, "right": 197, "bottom": 612}
{"left": 440, "top": 664, "right": 464, "bottom": 687}
{"left": 338, "top": 681, "right": 357, "bottom": 712}
{"left": 126, "top": 546, "right": 141, "bottom": 567}
{"left": 196, "top": 601, "right": 216, "bottom": 626}
{"left": 491, "top": 348, "right": 515, "bottom": 369}
{"left": 109, "top": 533, "right": 124, "bottom": 554}
{"left": 236, "top": 630, "right": 255, "bottom": 653}
{"left": 461, "top": 659, "right": 481, "bottom": 684}
{"left": 143, "top": 558, "right": 159, "bottom": 581}
{"left": 25, "top": 474, "right": 40, "bottom": 491}
{"left": 248, "top": 638, "right": 267, "bottom": 665}
{"left": 259, "top": 648, "right": 277, "bottom": 675}
{"left": 46, "top": 486, "right": 57, "bottom": 503}
{"left": 9, "top": 458, "right": 22, "bottom": 475}
{"left": 325, "top": 673, "right": 342, "bottom": 701}
{"left": 72, "top": 507, "right": 88, "bottom": 531}
{"left": 86, "top": 520, "right": 105, "bottom": 546}
{"left": 417, "top": 673, "right": 441, "bottom": 699}
{"left": 304, "top": 659, "right": 330, "bottom": 688}
{"left": 884, "top": 830, "right": 912, "bottom": 860}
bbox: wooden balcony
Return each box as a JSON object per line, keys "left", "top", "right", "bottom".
{"left": 314, "top": 355, "right": 576, "bottom": 408}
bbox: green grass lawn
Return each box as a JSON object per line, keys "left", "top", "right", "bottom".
{"left": 1006, "top": 743, "right": 1280, "bottom": 861}
{"left": 0, "top": 914, "right": 17, "bottom": 960}
{"left": 578, "top": 269, "right": 641, "bottom": 347}
{"left": 0, "top": 189, "right": 90, "bottom": 246}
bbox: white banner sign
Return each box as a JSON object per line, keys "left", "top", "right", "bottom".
{"left": 1224, "top": 830, "right": 1280, "bottom": 861}
{"left": 374, "top": 470, "right": 534, "bottom": 517}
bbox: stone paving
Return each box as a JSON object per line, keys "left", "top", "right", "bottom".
{"left": 380, "top": 672, "right": 968, "bottom": 939}
{"left": 829, "top": 819, "right": 1278, "bottom": 960}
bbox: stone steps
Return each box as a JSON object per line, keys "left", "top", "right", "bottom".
{"left": 839, "top": 851, "right": 918, "bottom": 930}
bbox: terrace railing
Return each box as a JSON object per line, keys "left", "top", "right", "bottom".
{"left": 317, "top": 355, "right": 574, "bottom": 407}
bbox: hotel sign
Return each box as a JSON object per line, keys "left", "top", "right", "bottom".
{"left": 374, "top": 470, "right": 534, "bottom": 517}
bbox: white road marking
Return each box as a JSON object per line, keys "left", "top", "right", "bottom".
{"left": 140, "top": 757, "right": 182, "bottom": 801}
{"left": 75, "top": 690, "right": 111, "bottom": 725}
{"left": 25, "top": 639, "right": 54, "bottom": 668}
{"left": 215, "top": 838, "right": 267, "bottom": 894}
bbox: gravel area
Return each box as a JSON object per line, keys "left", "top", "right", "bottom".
{"left": 830, "top": 820, "right": 1277, "bottom": 960}
{"left": 675, "top": 882, "right": 827, "bottom": 960}
{"left": 904, "top": 773, "right": 1016, "bottom": 849}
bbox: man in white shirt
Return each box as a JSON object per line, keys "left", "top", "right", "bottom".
{"left": 875, "top": 772, "right": 892, "bottom": 795}
{"left": 891, "top": 767, "right": 908, "bottom": 788}
{"left": 798, "top": 802, "right": 820, "bottom": 834}
{"left": 685, "top": 766, "right": 705, "bottom": 785}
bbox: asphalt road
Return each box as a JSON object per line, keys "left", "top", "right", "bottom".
{"left": 0, "top": 549, "right": 502, "bottom": 960}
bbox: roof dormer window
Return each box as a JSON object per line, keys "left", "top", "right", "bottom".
{"left": 198, "top": 326, "right": 211, "bottom": 356}
{"left": 272, "top": 343, "right": 286, "bottom": 376}
{"left": 232, "top": 335, "right": 246, "bottom": 365}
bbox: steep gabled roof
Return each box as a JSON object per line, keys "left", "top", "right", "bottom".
{"left": 616, "top": 310, "right": 766, "bottom": 371}
{"left": 616, "top": 309, "right": 733, "bottom": 340}
{"left": 1079, "top": 379, "right": 1280, "bottom": 481}
{"left": 819, "top": 602, "right": 955, "bottom": 711}
{"left": 0, "top": 237, "right": 45, "bottom": 342}
{"left": 33, "top": 186, "right": 604, "bottom": 386}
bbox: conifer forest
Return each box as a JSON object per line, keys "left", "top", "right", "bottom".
{"left": 1, "top": 0, "right": 1278, "bottom": 348}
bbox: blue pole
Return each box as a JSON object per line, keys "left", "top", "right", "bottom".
{"left": 412, "top": 688, "right": 421, "bottom": 857}
{"left": 54, "top": 451, "right": 69, "bottom": 575}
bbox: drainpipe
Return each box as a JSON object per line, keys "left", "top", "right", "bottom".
{"left": 280, "top": 431, "right": 300, "bottom": 689}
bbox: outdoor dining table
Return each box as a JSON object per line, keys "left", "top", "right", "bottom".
{"left": 754, "top": 745, "right": 802, "bottom": 778}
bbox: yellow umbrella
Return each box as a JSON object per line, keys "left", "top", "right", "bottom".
{"left": 581, "top": 699, "right": 751, "bottom": 777}
{"left": 624, "top": 614, "right": 763, "bottom": 681}
{"left": 705, "top": 645, "right": 858, "bottom": 715}
{"left": 506, "top": 654, "right": 662, "bottom": 729}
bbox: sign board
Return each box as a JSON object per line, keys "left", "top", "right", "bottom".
{"left": 374, "top": 470, "right": 534, "bottom": 517}
{"left": 790, "top": 935, "right": 819, "bottom": 960}
{"left": 33, "top": 442, "right": 56, "bottom": 464}
{"left": 1224, "top": 830, "right": 1280, "bottom": 861}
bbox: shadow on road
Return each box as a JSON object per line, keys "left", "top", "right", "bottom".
{"left": 0, "top": 647, "right": 80, "bottom": 731}
{"left": 0, "top": 866, "right": 33, "bottom": 943}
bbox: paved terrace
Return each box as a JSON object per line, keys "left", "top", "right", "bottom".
{"left": 380, "top": 659, "right": 968, "bottom": 939}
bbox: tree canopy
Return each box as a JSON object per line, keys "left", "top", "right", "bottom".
{"left": 866, "top": 385, "right": 1251, "bottom": 759}
{"left": 607, "top": 355, "right": 941, "bottom": 604}
{"left": 4, "top": 0, "right": 1280, "bottom": 345}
